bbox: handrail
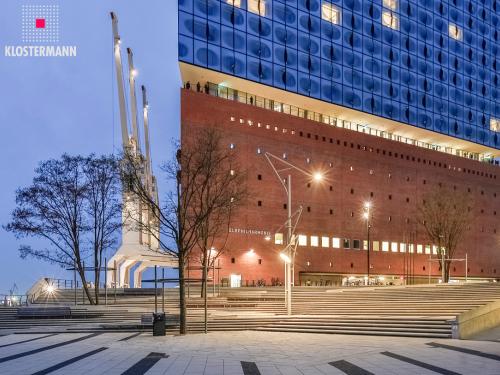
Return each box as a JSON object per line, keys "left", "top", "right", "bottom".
{"left": 188, "top": 82, "right": 499, "bottom": 167}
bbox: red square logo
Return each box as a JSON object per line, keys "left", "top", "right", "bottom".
{"left": 35, "top": 18, "right": 45, "bottom": 28}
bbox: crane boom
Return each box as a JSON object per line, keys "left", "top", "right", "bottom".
{"left": 110, "top": 12, "right": 130, "bottom": 149}
{"left": 142, "top": 85, "right": 152, "bottom": 183}
{"left": 127, "top": 48, "right": 140, "bottom": 152}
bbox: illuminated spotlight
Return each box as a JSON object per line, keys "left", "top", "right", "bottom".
{"left": 279, "top": 252, "right": 291, "bottom": 264}
{"left": 131, "top": 69, "right": 138, "bottom": 77}
{"left": 248, "top": 248, "right": 255, "bottom": 255}
{"left": 364, "top": 201, "right": 371, "bottom": 209}
{"left": 313, "top": 172, "right": 323, "bottom": 182}
{"left": 363, "top": 212, "right": 369, "bottom": 219}
{"left": 45, "top": 285, "right": 55, "bottom": 294}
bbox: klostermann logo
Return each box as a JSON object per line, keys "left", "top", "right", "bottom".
{"left": 4, "top": 5, "right": 77, "bottom": 57}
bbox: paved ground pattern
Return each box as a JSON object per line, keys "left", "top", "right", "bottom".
{"left": 0, "top": 331, "right": 498, "bottom": 375}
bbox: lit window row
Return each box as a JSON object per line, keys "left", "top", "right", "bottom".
{"left": 226, "top": 0, "right": 267, "bottom": 16}
{"left": 274, "top": 233, "right": 445, "bottom": 254}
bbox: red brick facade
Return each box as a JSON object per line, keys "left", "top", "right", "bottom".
{"left": 181, "top": 89, "right": 500, "bottom": 286}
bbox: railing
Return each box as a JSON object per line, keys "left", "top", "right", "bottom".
{"left": 190, "top": 82, "right": 499, "bottom": 167}
{"left": 0, "top": 294, "right": 29, "bottom": 306}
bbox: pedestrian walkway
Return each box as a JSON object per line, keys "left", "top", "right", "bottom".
{"left": 0, "top": 330, "right": 498, "bottom": 374}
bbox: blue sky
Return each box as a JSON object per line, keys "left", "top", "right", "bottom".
{"left": 0, "top": 0, "right": 180, "bottom": 293}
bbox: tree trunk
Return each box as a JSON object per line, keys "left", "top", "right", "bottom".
{"left": 445, "top": 260, "right": 452, "bottom": 283}
{"left": 94, "top": 269, "right": 100, "bottom": 305}
{"left": 200, "top": 253, "right": 208, "bottom": 299}
{"left": 178, "top": 253, "right": 187, "bottom": 335}
{"left": 80, "top": 271, "right": 95, "bottom": 305}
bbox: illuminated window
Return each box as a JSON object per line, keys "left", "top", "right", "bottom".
{"left": 274, "top": 233, "right": 283, "bottom": 245}
{"left": 382, "top": 241, "right": 389, "bottom": 252}
{"left": 363, "top": 240, "right": 368, "bottom": 250}
{"left": 298, "top": 234, "right": 307, "bottom": 246}
{"left": 310, "top": 236, "right": 319, "bottom": 247}
{"left": 321, "top": 236, "right": 330, "bottom": 248}
{"left": 417, "top": 244, "right": 423, "bottom": 254}
{"left": 432, "top": 245, "right": 438, "bottom": 255}
{"left": 248, "top": 0, "right": 267, "bottom": 16}
{"left": 322, "top": 2, "right": 341, "bottom": 25}
{"left": 409, "top": 244, "right": 414, "bottom": 253}
{"left": 332, "top": 237, "right": 341, "bottom": 248}
{"left": 382, "top": 11, "right": 399, "bottom": 30}
{"left": 400, "top": 243, "right": 406, "bottom": 253}
{"left": 449, "top": 23, "right": 462, "bottom": 40}
{"left": 491, "top": 118, "right": 500, "bottom": 132}
{"left": 226, "top": 0, "right": 242, "bottom": 8}
{"left": 383, "top": 0, "right": 398, "bottom": 10}
{"left": 391, "top": 242, "right": 398, "bottom": 252}
{"left": 373, "top": 241, "right": 380, "bottom": 251}
{"left": 425, "top": 245, "right": 431, "bottom": 254}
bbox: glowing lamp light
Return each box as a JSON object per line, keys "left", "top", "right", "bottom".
{"left": 313, "top": 172, "right": 324, "bottom": 182}
{"left": 45, "top": 285, "right": 55, "bottom": 294}
{"left": 131, "top": 69, "right": 138, "bottom": 77}
{"left": 280, "top": 252, "right": 291, "bottom": 264}
{"left": 363, "top": 212, "right": 369, "bottom": 219}
{"left": 248, "top": 248, "right": 255, "bottom": 255}
{"left": 364, "top": 202, "right": 371, "bottom": 209}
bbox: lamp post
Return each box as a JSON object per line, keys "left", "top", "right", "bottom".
{"left": 264, "top": 152, "right": 323, "bottom": 315}
{"left": 363, "top": 202, "right": 371, "bottom": 285}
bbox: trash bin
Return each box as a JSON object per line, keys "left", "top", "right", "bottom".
{"left": 152, "top": 312, "right": 166, "bottom": 336}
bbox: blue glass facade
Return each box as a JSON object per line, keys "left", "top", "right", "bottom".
{"left": 178, "top": 0, "right": 500, "bottom": 149}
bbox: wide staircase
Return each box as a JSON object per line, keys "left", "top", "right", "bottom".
{"left": 1, "top": 283, "right": 499, "bottom": 338}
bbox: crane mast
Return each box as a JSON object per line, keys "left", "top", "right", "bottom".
{"left": 110, "top": 12, "right": 130, "bottom": 150}
{"left": 127, "top": 48, "right": 140, "bottom": 153}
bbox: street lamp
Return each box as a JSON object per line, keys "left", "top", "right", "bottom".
{"left": 363, "top": 202, "right": 372, "bottom": 285}
{"left": 265, "top": 152, "right": 324, "bottom": 315}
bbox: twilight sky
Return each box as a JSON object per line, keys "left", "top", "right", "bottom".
{"left": 0, "top": 0, "right": 180, "bottom": 293}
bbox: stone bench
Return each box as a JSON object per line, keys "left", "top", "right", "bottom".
{"left": 17, "top": 307, "right": 72, "bottom": 319}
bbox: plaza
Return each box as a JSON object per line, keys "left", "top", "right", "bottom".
{"left": 0, "top": 330, "right": 499, "bottom": 374}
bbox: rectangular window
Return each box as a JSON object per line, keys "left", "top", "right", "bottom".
{"left": 382, "top": 11, "right": 399, "bottom": 30}
{"left": 432, "top": 245, "right": 438, "bottom": 255}
{"left": 353, "top": 239, "right": 361, "bottom": 249}
{"left": 425, "top": 245, "right": 431, "bottom": 254}
{"left": 248, "top": 0, "right": 267, "bottom": 17}
{"left": 373, "top": 241, "right": 380, "bottom": 251}
{"left": 332, "top": 237, "right": 341, "bottom": 248}
{"left": 490, "top": 118, "right": 500, "bottom": 132}
{"left": 408, "top": 244, "right": 414, "bottom": 253}
{"left": 298, "top": 234, "right": 307, "bottom": 246}
{"left": 363, "top": 240, "right": 368, "bottom": 250}
{"left": 391, "top": 242, "right": 398, "bottom": 252}
{"left": 310, "top": 236, "right": 319, "bottom": 247}
{"left": 383, "top": 0, "right": 398, "bottom": 10}
{"left": 382, "top": 241, "right": 389, "bottom": 252}
{"left": 343, "top": 238, "right": 350, "bottom": 249}
{"left": 417, "top": 244, "right": 423, "bottom": 254}
{"left": 321, "top": 236, "right": 330, "bottom": 248}
{"left": 449, "top": 23, "right": 462, "bottom": 40}
{"left": 400, "top": 243, "right": 406, "bottom": 253}
{"left": 322, "top": 2, "right": 341, "bottom": 25}
{"left": 226, "top": 0, "right": 242, "bottom": 8}
{"left": 274, "top": 233, "right": 283, "bottom": 245}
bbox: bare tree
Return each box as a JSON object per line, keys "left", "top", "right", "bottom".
{"left": 418, "top": 187, "right": 472, "bottom": 282}
{"left": 5, "top": 154, "right": 121, "bottom": 304}
{"left": 121, "top": 128, "right": 246, "bottom": 334}
{"left": 83, "top": 155, "right": 122, "bottom": 304}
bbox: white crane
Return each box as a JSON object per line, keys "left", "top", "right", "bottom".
{"left": 108, "top": 11, "right": 175, "bottom": 289}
